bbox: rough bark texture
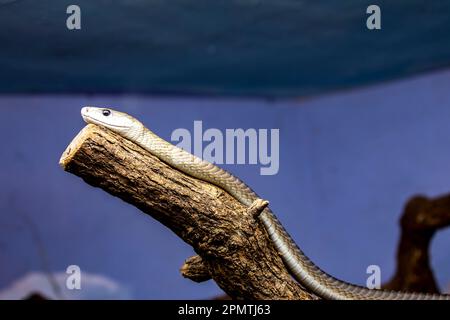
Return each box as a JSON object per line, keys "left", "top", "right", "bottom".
{"left": 60, "top": 124, "right": 315, "bottom": 300}
{"left": 180, "top": 255, "right": 212, "bottom": 283}
{"left": 383, "top": 195, "right": 450, "bottom": 293}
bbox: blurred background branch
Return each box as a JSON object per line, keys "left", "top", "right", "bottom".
{"left": 383, "top": 194, "right": 450, "bottom": 293}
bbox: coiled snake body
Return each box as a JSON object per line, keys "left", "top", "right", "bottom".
{"left": 81, "top": 106, "right": 449, "bottom": 300}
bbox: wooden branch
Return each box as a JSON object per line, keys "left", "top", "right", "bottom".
{"left": 383, "top": 194, "right": 450, "bottom": 293}
{"left": 181, "top": 201, "right": 269, "bottom": 283}
{"left": 59, "top": 124, "right": 315, "bottom": 300}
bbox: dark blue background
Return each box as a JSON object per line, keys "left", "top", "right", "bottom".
{"left": 0, "top": 1, "right": 450, "bottom": 96}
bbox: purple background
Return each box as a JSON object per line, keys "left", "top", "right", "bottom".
{"left": 0, "top": 70, "right": 449, "bottom": 299}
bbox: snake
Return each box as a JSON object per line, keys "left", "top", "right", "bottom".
{"left": 81, "top": 106, "right": 450, "bottom": 300}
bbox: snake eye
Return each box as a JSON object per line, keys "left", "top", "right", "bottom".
{"left": 102, "top": 109, "right": 111, "bottom": 116}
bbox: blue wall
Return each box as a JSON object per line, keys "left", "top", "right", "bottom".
{"left": 0, "top": 70, "right": 449, "bottom": 298}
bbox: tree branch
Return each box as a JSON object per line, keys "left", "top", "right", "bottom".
{"left": 383, "top": 194, "right": 450, "bottom": 293}
{"left": 59, "top": 124, "right": 315, "bottom": 300}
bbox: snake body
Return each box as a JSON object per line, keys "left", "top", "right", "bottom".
{"left": 81, "top": 106, "right": 450, "bottom": 300}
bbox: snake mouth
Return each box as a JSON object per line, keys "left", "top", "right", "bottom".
{"left": 82, "top": 114, "right": 130, "bottom": 129}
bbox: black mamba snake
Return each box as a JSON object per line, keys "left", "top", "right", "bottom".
{"left": 81, "top": 106, "right": 450, "bottom": 300}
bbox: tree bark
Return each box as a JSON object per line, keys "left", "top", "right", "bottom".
{"left": 59, "top": 124, "right": 315, "bottom": 300}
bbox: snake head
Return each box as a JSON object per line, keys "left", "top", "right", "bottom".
{"left": 81, "top": 106, "right": 140, "bottom": 136}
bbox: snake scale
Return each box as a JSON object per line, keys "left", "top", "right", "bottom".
{"left": 81, "top": 106, "right": 449, "bottom": 300}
